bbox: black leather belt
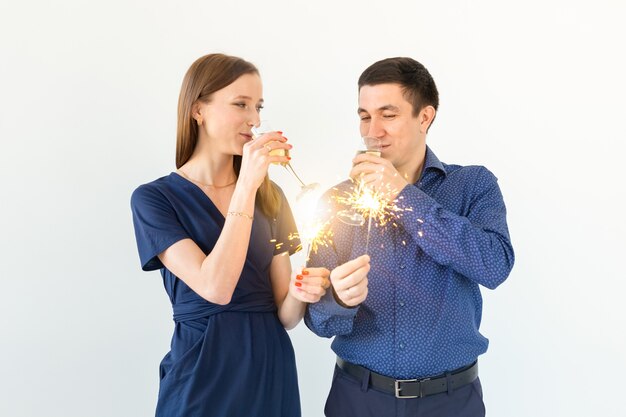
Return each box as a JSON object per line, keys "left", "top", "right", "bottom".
{"left": 336, "top": 357, "right": 478, "bottom": 399}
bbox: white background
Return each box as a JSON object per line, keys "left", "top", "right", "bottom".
{"left": 1, "top": 1, "right": 625, "bottom": 416}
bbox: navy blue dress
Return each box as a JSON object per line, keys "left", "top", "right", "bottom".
{"left": 131, "top": 172, "right": 301, "bottom": 417}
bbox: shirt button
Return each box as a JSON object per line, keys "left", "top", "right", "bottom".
{"left": 399, "top": 265, "right": 406, "bottom": 270}
{"left": 399, "top": 343, "right": 404, "bottom": 349}
{"left": 399, "top": 301, "right": 405, "bottom": 307}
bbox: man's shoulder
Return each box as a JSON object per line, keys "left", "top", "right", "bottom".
{"left": 441, "top": 162, "right": 497, "bottom": 183}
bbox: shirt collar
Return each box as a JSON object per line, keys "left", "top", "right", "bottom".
{"left": 421, "top": 146, "right": 447, "bottom": 179}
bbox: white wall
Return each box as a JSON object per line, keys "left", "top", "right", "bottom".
{"left": 1, "top": 1, "right": 625, "bottom": 416}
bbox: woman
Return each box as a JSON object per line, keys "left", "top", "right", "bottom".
{"left": 131, "top": 53, "right": 330, "bottom": 416}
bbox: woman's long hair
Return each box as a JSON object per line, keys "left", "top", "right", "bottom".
{"left": 176, "top": 53, "right": 280, "bottom": 218}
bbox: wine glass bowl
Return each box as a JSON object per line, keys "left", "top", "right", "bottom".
{"left": 361, "top": 136, "right": 383, "bottom": 154}
{"left": 336, "top": 207, "right": 366, "bottom": 226}
{"left": 251, "top": 120, "right": 320, "bottom": 200}
{"left": 356, "top": 149, "right": 381, "bottom": 157}
{"left": 251, "top": 121, "right": 288, "bottom": 164}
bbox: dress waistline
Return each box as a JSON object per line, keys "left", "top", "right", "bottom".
{"left": 172, "top": 300, "right": 276, "bottom": 322}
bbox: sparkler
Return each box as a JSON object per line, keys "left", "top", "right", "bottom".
{"left": 334, "top": 178, "right": 403, "bottom": 255}
{"left": 287, "top": 183, "right": 334, "bottom": 264}
{"left": 296, "top": 219, "right": 333, "bottom": 262}
{"left": 276, "top": 223, "right": 332, "bottom": 262}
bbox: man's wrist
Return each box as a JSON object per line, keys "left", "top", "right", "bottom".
{"left": 331, "top": 285, "right": 358, "bottom": 309}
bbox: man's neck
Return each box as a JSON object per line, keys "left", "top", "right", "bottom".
{"left": 396, "top": 143, "right": 426, "bottom": 185}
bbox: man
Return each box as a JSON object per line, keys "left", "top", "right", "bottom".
{"left": 305, "top": 57, "right": 515, "bottom": 417}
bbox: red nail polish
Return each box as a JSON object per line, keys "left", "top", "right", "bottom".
{"left": 287, "top": 156, "right": 291, "bottom": 160}
{"left": 283, "top": 136, "right": 288, "bottom": 141}
{"left": 296, "top": 275, "right": 303, "bottom": 280}
{"left": 295, "top": 282, "right": 302, "bottom": 287}
{"left": 302, "top": 270, "right": 309, "bottom": 275}
{"left": 277, "top": 131, "right": 283, "bottom": 135}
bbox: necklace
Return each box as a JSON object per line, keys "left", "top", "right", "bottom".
{"left": 178, "top": 170, "right": 237, "bottom": 189}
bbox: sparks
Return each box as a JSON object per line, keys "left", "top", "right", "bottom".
{"left": 291, "top": 220, "right": 333, "bottom": 261}
{"left": 335, "top": 178, "right": 403, "bottom": 227}
{"left": 289, "top": 184, "right": 335, "bottom": 263}
{"left": 333, "top": 178, "right": 404, "bottom": 254}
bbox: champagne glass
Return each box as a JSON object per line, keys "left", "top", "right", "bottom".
{"left": 336, "top": 136, "right": 382, "bottom": 226}
{"left": 251, "top": 121, "right": 320, "bottom": 200}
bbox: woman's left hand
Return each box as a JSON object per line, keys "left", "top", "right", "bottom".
{"left": 289, "top": 267, "right": 331, "bottom": 303}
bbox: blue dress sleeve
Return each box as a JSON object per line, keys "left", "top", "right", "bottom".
{"left": 130, "top": 184, "right": 190, "bottom": 271}
{"left": 272, "top": 186, "right": 301, "bottom": 256}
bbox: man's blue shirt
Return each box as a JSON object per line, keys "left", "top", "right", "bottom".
{"left": 305, "top": 146, "right": 514, "bottom": 379}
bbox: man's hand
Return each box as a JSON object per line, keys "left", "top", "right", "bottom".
{"left": 330, "top": 255, "right": 370, "bottom": 307}
{"left": 350, "top": 153, "right": 409, "bottom": 202}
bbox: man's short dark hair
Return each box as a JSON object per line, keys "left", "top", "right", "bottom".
{"left": 358, "top": 57, "right": 439, "bottom": 120}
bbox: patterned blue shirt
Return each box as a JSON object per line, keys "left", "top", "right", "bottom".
{"left": 305, "top": 146, "right": 514, "bottom": 379}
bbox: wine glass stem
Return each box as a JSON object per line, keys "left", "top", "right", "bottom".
{"left": 284, "top": 162, "right": 307, "bottom": 187}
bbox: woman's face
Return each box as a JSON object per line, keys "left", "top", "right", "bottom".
{"left": 197, "top": 73, "right": 263, "bottom": 155}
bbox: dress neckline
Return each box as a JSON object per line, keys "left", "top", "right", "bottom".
{"left": 170, "top": 171, "right": 227, "bottom": 221}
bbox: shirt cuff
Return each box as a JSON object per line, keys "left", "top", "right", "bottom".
{"left": 320, "top": 287, "right": 360, "bottom": 317}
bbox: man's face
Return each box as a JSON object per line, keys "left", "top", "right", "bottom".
{"left": 358, "top": 83, "right": 425, "bottom": 173}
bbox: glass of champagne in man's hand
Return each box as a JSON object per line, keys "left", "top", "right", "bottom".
{"left": 336, "top": 136, "right": 382, "bottom": 226}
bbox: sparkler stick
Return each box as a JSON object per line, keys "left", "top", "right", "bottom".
{"left": 364, "top": 215, "right": 373, "bottom": 255}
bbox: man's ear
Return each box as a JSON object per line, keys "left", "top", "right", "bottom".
{"left": 419, "top": 106, "right": 436, "bottom": 134}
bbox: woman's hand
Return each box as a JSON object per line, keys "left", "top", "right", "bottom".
{"left": 289, "top": 266, "right": 331, "bottom": 303}
{"left": 238, "top": 131, "right": 292, "bottom": 190}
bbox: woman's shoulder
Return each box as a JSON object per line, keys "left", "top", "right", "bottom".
{"left": 131, "top": 173, "right": 178, "bottom": 208}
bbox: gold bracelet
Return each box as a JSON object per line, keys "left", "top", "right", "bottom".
{"left": 227, "top": 211, "right": 253, "bottom": 220}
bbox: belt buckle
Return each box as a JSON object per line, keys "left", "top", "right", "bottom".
{"left": 394, "top": 378, "right": 420, "bottom": 399}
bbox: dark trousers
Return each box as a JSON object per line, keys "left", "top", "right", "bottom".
{"left": 324, "top": 365, "right": 486, "bottom": 417}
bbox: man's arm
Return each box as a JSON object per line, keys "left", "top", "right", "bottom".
{"left": 396, "top": 167, "right": 514, "bottom": 289}
{"left": 304, "top": 189, "right": 371, "bottom": 337}
{"left": 304, "top": 242, "right": 371, "bottom": 337}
